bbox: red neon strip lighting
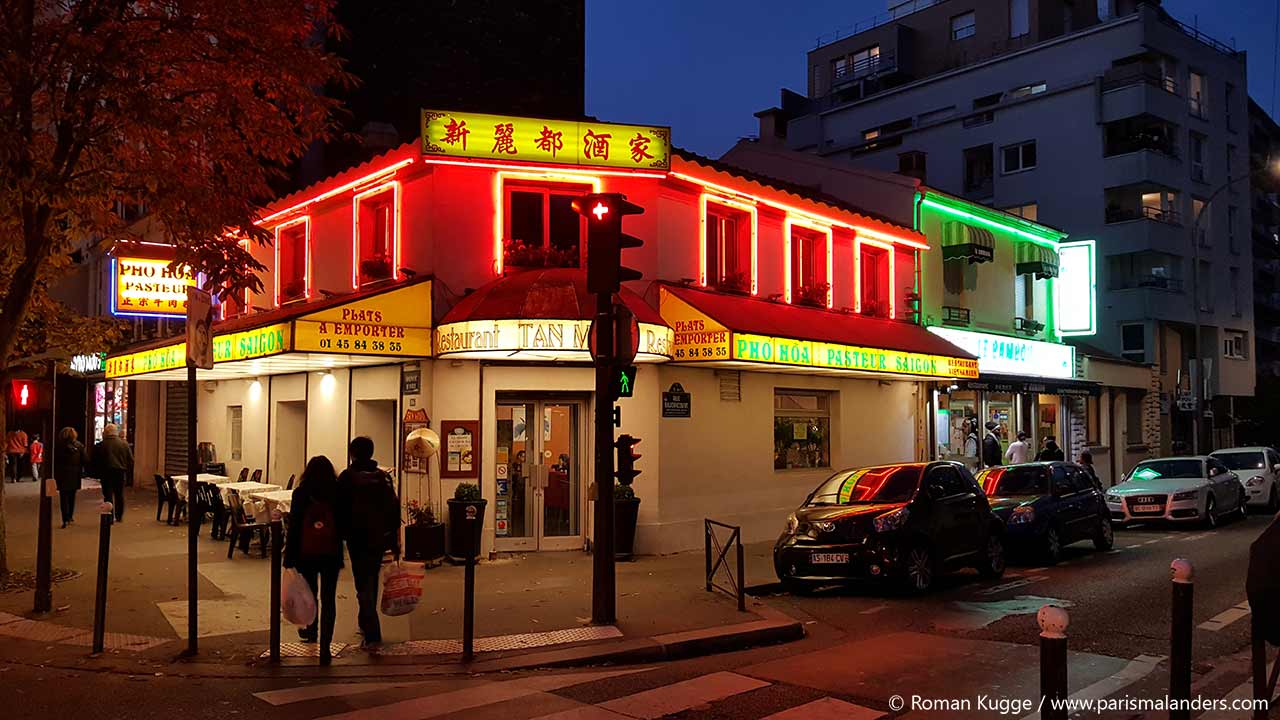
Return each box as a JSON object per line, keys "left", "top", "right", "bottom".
{"left": 423, "top": 156, "right": 666, "bottom": 179}
{"left": 273, "top": 215, "right": 311, "bottom": 306}
{"left": 351, "top": 180, "right": 402, "bottom": 289}
{"left": 258, "top": 157, "right": 415, "bottom": 225}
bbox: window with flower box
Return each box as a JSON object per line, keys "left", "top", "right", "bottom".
{"left": 355, "top": 184, "right": 398, "bottom": 287}
{"left": 275, "top": 218, "right": 309, "bottom": 305}
{"left": 790, "top": 224, "right": 829, "bottom": 307}
{"left": 706, "top": 201, "right": 752, "bottom": 293}
{"left": 859, "top": 244, "right": 891, "bottom": 318}
{"left": 504, "top": 182, "right": 589, "bottom": 270}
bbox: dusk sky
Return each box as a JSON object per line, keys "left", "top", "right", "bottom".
{"left": 587, "top": 0, "right": 1280, "bottom": 158}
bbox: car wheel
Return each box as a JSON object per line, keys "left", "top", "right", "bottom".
{"left": 1093, "top": 517, "right": 1115, "bottom": 551}
{"left": 1042, "top": 526, "right": 1063, "bottom": 564}
{"left": 1203, "top": 495, "right": 1217, "bottom": 529}
{"left": 900, "top": 543, "right": 936, "bottom": 593}
{"left": 1237, "top": 493, "right": 1249, "bottom": 521}
{"left": 976, "top": 532, "right": 1006, "bottom": 579}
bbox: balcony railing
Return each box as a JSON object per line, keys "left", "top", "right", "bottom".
{"left": 1157, "top": 12, "right": 1239, "bottom": 58}
{"left": 942, "top": 305, "right": 971, "bottom": 326}
{"left": 815, "top": 0, "right": 947, "bottom": 48}
{"left": 833, "top": 50, "right": 897, "bottom": 84}
{"left": 1101, "top": 67, "right": 1179, "bottom": 96}
{"left": 1106, "top": 204, "right": 1183, "bottom": 225}
{"left": 1104, "top": 133, "right": 1180, "bottom": 159}
{"left": 1116, "top": 275, "right": 1184, "bottom": 291}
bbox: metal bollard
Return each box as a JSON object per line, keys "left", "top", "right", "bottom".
{"left": 269, "top": 517, "right": 283, "bottom": 662}
{"left": 34, "top": 479, "right": 53, "bottom": 613}
{"left": 462, "top": 501, "right": 480, "bottom": 663}
{"left": 1038, "top": 605, "right": 1069, "bottom": 720}
{"left": 91, "top": 502, "right": 114, "bottom": 654}
{"left": 1252, "top": 616, "right": 1268, "bottom": 720}
{"left": 1170, "top": 558, "right": 1194, "bottom": 720}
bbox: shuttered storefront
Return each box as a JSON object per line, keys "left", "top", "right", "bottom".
{"left": 164, "top": 381, "right": 188, "bottom": 476}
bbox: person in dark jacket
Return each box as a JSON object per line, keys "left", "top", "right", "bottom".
{"left": 982, "top": 421, "right": 1003, "bottom": 468}
{"left": 1078, "top": 450, "right": 1102, "bottom": 490}
{"left": 54, "top": 427, "right": 88, "bottom": 527}
{"left": 1038, "top": 437, "right": 1066, "bottom": 462}
{"left": 95, "top": 424, "right": 133, "bottom": 522}
{"left": 336, "top": 436, "right": 400, "bottom": 646}
{"left": 284, "top": 456, "right": 343, "bottom": 664}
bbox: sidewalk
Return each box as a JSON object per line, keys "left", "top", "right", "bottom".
{"left": 0, "top": 481, "right": 800, "bottom": 674}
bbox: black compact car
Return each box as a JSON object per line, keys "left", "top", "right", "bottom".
{"left": 976, "top": 462, "right": 1113, "bottom": 563}
{"left": 773, "top": 461, "right": 1006, "bottom": 593}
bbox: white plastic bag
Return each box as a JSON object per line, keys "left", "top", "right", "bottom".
{"left": 380, "top": 562, "right": 425, "bottom": 617}
{"left": 281, "top": 568, "right": 317, "bottom": 626}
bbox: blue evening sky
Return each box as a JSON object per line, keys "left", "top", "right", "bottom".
{"left": 587, "top": 0, "right": 1279, "bottom": 158}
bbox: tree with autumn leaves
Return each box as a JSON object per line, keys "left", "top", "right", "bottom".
{"left": 0, "top": 0, "right": 348, "bottom": 576}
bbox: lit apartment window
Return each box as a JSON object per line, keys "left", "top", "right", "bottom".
{"left": 863, "top": 128, "right": 881, "bottom": 141}
{"left": 1007, "top": 82, "right": 1046, "bottom": 100}
{"left": 354, "top": 184, "right": 398, "bottom": 287}
{"left": 1189, "top": 71, "right": 1207, "bottom": 118}
{"left": 706, "top": 202, "right": 752, "bottom": 293}
{"left": 853, "top": 45, "right": 880, "bottom": 76}
{"left": 1224, "top": 331, "right": 1248, "bottom": 359}
{"left": 504, "top": 182, "right": 589, "bottom": 269}
{"left": 951, "top": 11, "right": 976, "bottom": 40}
{"left": 1004, "top": 203, "right": 1038, "bottom": 221}
{"left": 774, "top": 390, "right": 831, "bottom": 470}
{"left": 275, "top": 218, "right": 309, "bottom": 305}
{"left": 1189, "top": 132, "right": 1207, "bottom": 182}
{"left": 1002, "top": 141, "right": 1037, "bottom": 173}
{"left": 860, "top": 244, "right": 890, "bottom": 318}
{"left": 1121, "top": 323, "right": 1145, "bottom": 363}
{"left": 790, "top": 225, "right": 829, "bottom": 307}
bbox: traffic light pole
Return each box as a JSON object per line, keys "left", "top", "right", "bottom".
{"left": 592, "top": 292, "right": 617, "bottom": 625}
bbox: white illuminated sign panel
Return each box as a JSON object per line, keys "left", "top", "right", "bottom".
{"left": 1056, "top": 240, "right": 1097, "bottom": 336}
{"left": 928, "top": 327, "right": 1075, "bottom": 379}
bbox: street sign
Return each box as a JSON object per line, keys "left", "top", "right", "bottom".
{"left": 662, "top": 382, "right": 691, "bottom": 418}
{"left": 186, "top": 287, "right": 215, "bottom": 369}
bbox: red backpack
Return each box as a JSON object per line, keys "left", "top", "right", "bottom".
{"left": 300, "top": 499, "right": 340, "bottom": 558}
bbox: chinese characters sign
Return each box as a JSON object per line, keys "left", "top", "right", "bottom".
{"left": 111, "top": 256, "right": 198, "bottom": 318}
{"left": 422, "top": 110, "right": 670, "bottom": 171}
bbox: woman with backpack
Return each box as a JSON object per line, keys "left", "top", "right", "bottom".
{"left": 284, "top": 456, "right": 343, "bottom": 664}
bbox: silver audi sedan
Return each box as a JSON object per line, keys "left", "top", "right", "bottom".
{"left": 1106, "top": 456, "right": 1248, "bottom": 528}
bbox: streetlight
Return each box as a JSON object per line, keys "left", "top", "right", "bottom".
{"left": 1187, "top": 160, "right": 1280, "bottom": 454}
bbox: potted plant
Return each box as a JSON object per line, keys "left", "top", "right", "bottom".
{"left": 717, "top": 271, "right": 750, "bottom": 295}
{"left": 797, "top": 282, "right": 830, "bottom": 308}
{"left": 281, "top": 278, "right": 306, "bottom": 303}
{"left": 360, "top": 254, "right": 394, "bottom": 284}
{"left": 403, "top": 499, "right": 446, "bottom": 565}
{"left": 446, "top": 483, "right": 487, "bottom": 562}
{"left": 614, "top": 483, "right": 641, "bottom": 560}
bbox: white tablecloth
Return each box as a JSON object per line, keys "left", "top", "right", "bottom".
{"left": 172, "top": 474, "right": 231, "bottom": 500}
{"left": 248, "top": 489, "right": 294, "bottom": 517}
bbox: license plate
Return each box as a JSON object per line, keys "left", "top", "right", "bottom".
{"left": 810, "top": 553, "right": 849, "bottom": 564}
{"left": 1133, "top": 504, "right": 1162, "bottom": 513}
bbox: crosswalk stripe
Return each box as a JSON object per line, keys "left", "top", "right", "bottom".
{"left": 1199, "top": 601, "right": 1251, "bottom": 631}
{"left": 762, "top": 697, "right": 885, "bottom": 720}
{"left": 253, "top": 681, "right": 435, "bottom": 706}
{"left": 530, "top": 707, "right": 632, "bottom": 720}
{"left": 597, "top": 671, "right": 770, "bottom": 719}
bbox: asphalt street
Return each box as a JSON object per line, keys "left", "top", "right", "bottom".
{"left": 2, "top": 512, "right": 1274, "bottom": 720}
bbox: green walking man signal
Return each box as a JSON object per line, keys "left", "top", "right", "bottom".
{"left": 613, "top": 365, "right": 637, "bottom": 399}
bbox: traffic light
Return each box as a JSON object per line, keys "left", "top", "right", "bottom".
{"left": 615, "top": 434, "right": 642, "bottom": 486}
{"left": 10, "top": 380, "right": 33, "bottom": 408}
{"left": 612, "top": 365, "right": 638, "bottom": 398}
{"left": 572, "top": 192, "right": 644, "bottom": 294}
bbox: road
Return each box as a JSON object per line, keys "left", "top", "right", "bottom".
{"left": 2, "top": 512, "right": 1274, "bottom": 720}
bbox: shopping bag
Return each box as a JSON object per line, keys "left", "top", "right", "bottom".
{"left": 281, "top": 568, "right": 317, "bottom": 626}
{"left": 380, "top": 562, "right": 425, "bottom": 617}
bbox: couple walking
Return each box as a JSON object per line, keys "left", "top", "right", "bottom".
{"left": 283, "top": 436, "right": 400, "bottom": 664}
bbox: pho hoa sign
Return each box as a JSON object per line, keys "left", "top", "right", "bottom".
{"left": 435, "top": 319, "right": 673, "bottom": 361}
{"left": 111, "top": 256, "right": 198, "bottom": 318}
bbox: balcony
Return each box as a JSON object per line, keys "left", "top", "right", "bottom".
{"left": 1101, "top": 211, "right": 1187, "bottom": 255}
{"left": 1107, "top": 285, "right": 1197, "bottom": 325}
{"left": 832, "top": 49, "right": 898, "bottom": 87}
{"left": 1103, "top": 148, "right": 1183, "bottom": 188}
{"left": 1100, "top": 70, "right": 1185, "bottom": 124}
{"left": 1106, "top": 204, "right": 1182, "bottom": 226}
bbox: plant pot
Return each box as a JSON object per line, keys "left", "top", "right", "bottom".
{"left": 614, "top": 497, "right": 641, "bottom": 560}
{"left": 447, "top": 498, "right": 487, "bottom": 562}
{"left": 404, "top": 522, "right": 446, "bottom": 564}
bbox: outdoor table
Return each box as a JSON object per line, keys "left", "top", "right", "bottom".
{"left": 219, "top": 481, "right": 281, "bottom": 504}
{"left": 171, "top": 473, "right": 231, "bottom": 500}
{"left": 248, "top": 489, "right": 294, "bottom": 517}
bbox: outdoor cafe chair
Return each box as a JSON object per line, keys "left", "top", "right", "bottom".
{"left": 286, "top": 474, "right": 296, "bottom": 490}
{"left": 235, "top": 467, "right": 249, "bottom": 483}
{"left": 154, "top": 474, "right": 180, "bottom": 523}
{"left": 225, "top": 492, "right": 269, "bottom": 559}
{"left": 249, "top": 468, "right": 263, "bottom": 484}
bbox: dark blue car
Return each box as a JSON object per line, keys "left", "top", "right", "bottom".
{"left": 976, "top": 462, "right": 1113, "bottom": 563}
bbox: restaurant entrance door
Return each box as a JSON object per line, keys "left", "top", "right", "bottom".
{"left": 494, "top": 397, "right": 584, "bottom": 551}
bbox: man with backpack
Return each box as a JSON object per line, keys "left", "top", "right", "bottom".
{"left": 284, "top": 456, "right": 343, "bottom": 664}
{"left": 337, "top": 436, "right": 401, "bottom": 646}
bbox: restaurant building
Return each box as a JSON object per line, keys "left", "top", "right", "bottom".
{"left": 105, "top": 112, "right": 981, "bottom": 554}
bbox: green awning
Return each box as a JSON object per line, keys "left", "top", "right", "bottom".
{"left": 1016, "top": 242, "right": 1060, "bottom": 278}
{"left": 941, "top": 221, "right": 995, "bottom": 264}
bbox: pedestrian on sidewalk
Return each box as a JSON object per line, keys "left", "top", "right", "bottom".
{"left": 6, "top": 427, "right": 28, "bottom": 482}
{"left": 94, "top": 424, "right": 132, "bottom": 522}
{"left": 30, "top": 433, "right": 44, "bottom": 481}
{"left": 285, "top": 455, "right": 343, "bottom": 665}
{"left": 1037, "top": 436, "right": 1065, "bottom": 462}
{"left": 1005, "top": 430, "right": 1031, "bottom": 465}
{"left": 982, "top": 421, "right": 1003, "bottom": 468}
{"left": 1078, "top": 450, "right": 1102, "bottom": 490}
{"left": 337, "top": 436, "right": 400, "bottom": 646}
{"left": 54, "top": 427, "right": 88, "bottom": 527}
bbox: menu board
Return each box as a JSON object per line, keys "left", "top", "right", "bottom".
{"left": 440, "top": 420, "right": 479, "bottom": 479}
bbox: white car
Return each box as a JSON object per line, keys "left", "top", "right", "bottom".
{"left": 1210, "top": 447, "right": 1280, "bottom": 511}
{"left": 1106, "top": 456, "right": 1248, "bottom": 528}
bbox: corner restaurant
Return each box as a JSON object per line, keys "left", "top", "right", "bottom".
{"left": 105, "top": 108, "right": 982, "bottom": 556}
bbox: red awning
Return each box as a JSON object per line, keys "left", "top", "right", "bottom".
{"left": 661, "top": 284, "right": 974, "bottom": 359}
{"left": 441, "top": 268, "right": 663, "bottom": 326}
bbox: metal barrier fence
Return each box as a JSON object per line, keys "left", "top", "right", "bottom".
{"left": 703, "top": 519, "right": 745, "bottom": 612}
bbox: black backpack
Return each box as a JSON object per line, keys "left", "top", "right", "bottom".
{"left": 299, "top": 498, "right": 340, "bottom": 558}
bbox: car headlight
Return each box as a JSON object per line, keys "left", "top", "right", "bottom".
{"left": 1105, "top": 493, "right": 1121, "bottom": 504}
{"left": 812, "top": 521, "right": 835, "bottom": 532}
{"left": 785, "top": 513, "right": 798, "bottom": 535}
{"left": 1247, "top": 476, "right": 1265, "bottom": 486}
{"left": 1009, "top": 506, "right": 1036, "bottom": 525}
{"left": 873, "top": 506, "right": 909, "bottom": 533}
{"left": 1172, "top": 490, "right": 1199, "bottom": 501}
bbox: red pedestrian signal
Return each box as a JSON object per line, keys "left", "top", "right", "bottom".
{"left": 614, "top": 434, "right": 642, "bottom": 486}
{"left": 11, "top": 380, "right": 33, "bottom": 408}
{"left": 572, "top": 192, "right": 644, "bottom": 294}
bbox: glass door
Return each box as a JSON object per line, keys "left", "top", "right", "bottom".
{"left": 494, "top": 399, "right": 583, "bottom": 551}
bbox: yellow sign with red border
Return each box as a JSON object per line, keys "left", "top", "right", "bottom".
{"left": 293, "top": 282, "right": 433, "bottom": 356}
{"left": 111, "top": 256, "right": 197, "bottom": 318}
{"left": 105, "top": 323, "right": 292, "bottom": 379}
{"left": 658, "top": 288, "right": 730, "bottom": 362}
{"left": 421, "top": 110, "right": 670, "bottom": 171}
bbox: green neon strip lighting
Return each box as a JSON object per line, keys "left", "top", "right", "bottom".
{"left": 921, "top": 196, "right": 1063, "bottom": 247}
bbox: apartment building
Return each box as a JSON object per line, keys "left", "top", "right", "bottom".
{"left": 752, "top": 0, "right": 1253, "bottom": 453}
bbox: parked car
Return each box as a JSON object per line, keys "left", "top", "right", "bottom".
{"left": 975, "top": 462, "right": 1113, "bottom": 563}
{"left": 1106, "top": 456, "right": 1248, "bottom": 527}
{"left": 773, "top": 461, "right": 1005, "bottom": 594}
{"left": 1210, "top": 447, "right": 1280, "bottom": 512}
